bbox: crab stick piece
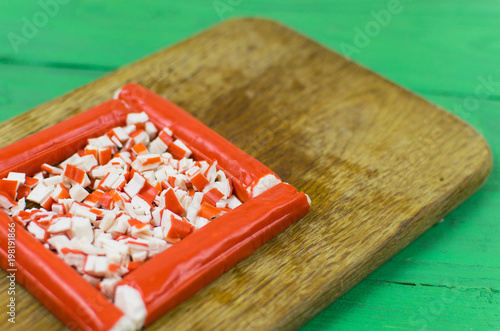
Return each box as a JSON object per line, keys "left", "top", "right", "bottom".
{"left": 124, "top": 172, "right": 146, "bottom": 198}
{"left": 47, "top": 217, "right": 72, "bottom": 233}
{"left": 69, "top": 216, "right": 94, "bottom": 244}
{"left": 130, "top": 195, "right": 151, "bottom": 214}
{"left": 137, "top": 154, "right": 162, "bottom": 169}
{"left": 98, "top": 277, "right": 122, "bottom": 299}
{"left": 0, "top": 179, "right": 18, "bottom": 203}
{"left": 51, "top": 203, "right": 65, "bottom": 215}
{"left": 0, "top": 198, "right": 14, "bottom": 211}
{"left": 24, "top": 176, "right": 39, "bottom": 187}
{"left": 130, "top": 129, "right": 150, "bottom": 147}
{"left": 27, "top": 182, "right": 53, "bottom": 204}
{"left": 51, "top": 183, "right": 70, "bottom": 202}
{"left": 163, "top": 188, "right": 185, "bottom": 216}
{"left": 126, "top": 112, "right": 149, "bottom": 126}
{"left": 63, "top": 164, "right": 90, "bottom": 187}
{"left": 83, "top": 190, "right": 104, "bottom": 207}
{"left": 197, "top": 201, "right": 227, "bottom": 220}
{"left": 110, "top": 190, "right": 129, "bottom": 209}
{"left": 131, "top": 142, "right": 148, "bottom": 156}
{"left": 69, "top": 184, "right": 89, "bottom": 203}
{"left": 217, "top": 195, "right": 243, "bottom": 209}
{"left": 99, "top": 237, "right": 129, "bottom": 265}
{"left": 84, "top": 146, "right": 99, "bottom": 160}
{"left": 159, "top": 128, "right": 174, "bottom": 144}
{"left": 149, "top": 138, "right": 167, "bottom": 155}
{"left": 167, "top": 139, "right": 192, "bottom": 160}
{"left": 97, "top": 192, "right": 113, "bottom": 210}
{"left": 15, "top": 185, "right": 31, "bottom": 200}
{"left": 40, "top": 196, "right": 55, "bottom": 211}
{"left": 114, "top": 285, "right": 147, "bottom": 329}
{"left": 27, "top": 221, "right": 46, "bottom": 241}
{"left": 84, "top": 255, "right": 110, "bottom": 277}
{"left": 106, "top": 127, "right": 130, "bottom": 144}
{"left": 98, "top": 147, "right": 113, "bottom": 166}
{"left": 194, "top": 216, "right": 210, "bottom": 230}
{"left": 164, "top": 215, "right": 194, "bottom": 243}
{"left": 47, "top": 234, "right": 70, "bottom": 253}
{"left": 74, "top": 154, "right": 98, "bottom": 172}
{"left": 69, "top": 202, "right": 97, "bottom": 222}
{"left": 60, "top": 248, "right": 87, "bottom": 272}
{"left": 98, "top": 172, "right": 126, "bottom": 191}
{"left": 144, "top": 122, "right": 158, "bottom": 139}
{"left": 41, "top": 163, "right": 63, "bottom": 175}
{"left": 202, "top": 187, "right": 225, "bottom": 206}
{"left": 186, "top": 192, "right": 203, "bottom": 222}
{"left": 44, "top": 175, "right": 63, "bottom": 186}
{"left": 137, "top": 181, "right": 159, "bottom": 206}
{"left": 188, "top": 171, "right": 210, "bottom": 191}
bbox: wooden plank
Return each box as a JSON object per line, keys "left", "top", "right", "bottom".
{"left": 1, "top": 1, "right": 500, "bottom": 96}
{"left": 0, "top": 18, "right": 492, "bottom": 330}
{"left": 302, "top": 278, "right": 500, "bottom": 330}
{"left": 0, "top": 64, "right": 107, "bottom": 122}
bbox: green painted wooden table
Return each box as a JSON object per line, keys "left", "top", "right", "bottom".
{"left": 0, "top": 1, "right": 498, "bottom": 329}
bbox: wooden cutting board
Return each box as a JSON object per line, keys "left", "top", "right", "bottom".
{"left": 0, "top": 18, "right": 492, "bottom": 330}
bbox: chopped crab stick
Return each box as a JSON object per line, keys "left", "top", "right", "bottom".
{"left": 167, "top": 139, "right": 192, "bottom": 160}
{"left": 126, "top": 112, "right": 149, "bottom": 126}
{"left": 124, "top": 172, "right": 146, "bottom": 198}
{"left": 197, "top": 201, "right": 227, "bottom": 219}
{"left": 63, "top": 164, "right": 91, "bottom": 187}
{"left": 131, "top": 142, "right": 148, "bottom": 156}
{"left": 137, "top": 181, "right": 159, "bottom": 205}
{"left": 117, "top": 83, "right": 281, "bottom": 201}
{"left": 98, "top": 148, "right": 113, "bottom": 166}
{"left": 51, "top": 183, "right": 70, "bottom": 201}
{"left": 0, "top": 179, "right": 18, "bottom": 207}
{"left": 0, "top": 214, "right": 131, "bottom": 331}
{"left": 41, "top": 163, "right": 63, "bottom": 175}
{"left": 118, "top": 183, "right": 310, "bottom": 326}
{"left": 27, "top": 182, "right": 52, "bottom": 204}
{"left": 106, "top": 127, "right": 130, "bottom": 144}
{"left": 69, "top": 184, "right": 90, "bottom": 202}
{"left": 163, "top": 188, "right": 185, "bottom": 216}
{"left": 164, "top": 215, "right": 194, "bottom": 243}
{"left": 202, "top": 187, "right": 225, "bottom": 206}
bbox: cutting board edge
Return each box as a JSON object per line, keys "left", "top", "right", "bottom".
{"left": 0, "top": 17, "right": 495, "bottom": 331}
{"left": 274, "top": 141, "right": 493, "bottom": 331}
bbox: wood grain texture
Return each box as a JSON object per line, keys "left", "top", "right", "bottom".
{"left": 0, "top": 18, "right": 492, "bottom": 330}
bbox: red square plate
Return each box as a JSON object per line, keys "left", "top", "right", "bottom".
{"left": 0, "top": 83, "right": 310, "bottom": 330}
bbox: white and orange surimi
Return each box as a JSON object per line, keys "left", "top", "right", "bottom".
{"left": 0, "top": 111, "right": 242, "bottom": 301}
